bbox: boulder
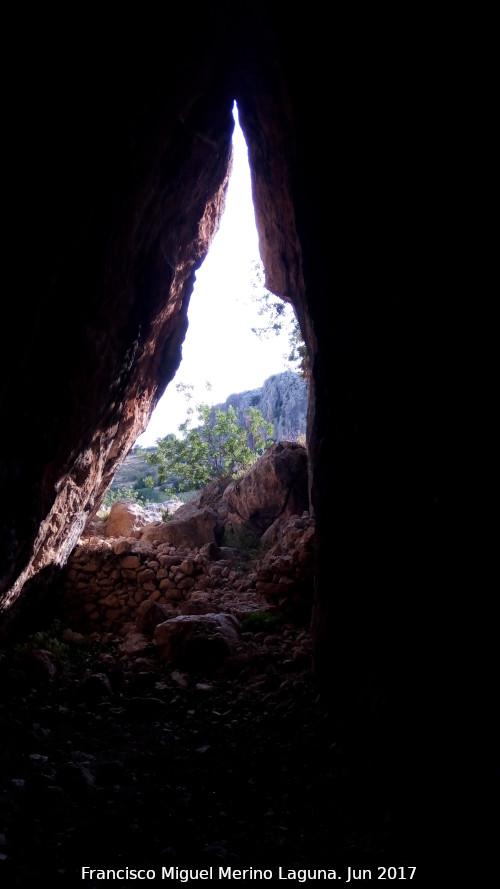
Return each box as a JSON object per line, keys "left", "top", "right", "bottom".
{"left": 105, "top": 500, "right": 150, "bottom": 539}
{"left": 24, "top": 649, "right": 58, "bottom": 683}
{"left": 175, "top": 478, "right": 232, "bottom": 517}
{"left": 140, "top": 507, "right": 221, "bottom": 549}
{"left": 224, "top": 441, "right": 309, "bottom": 535}
{"left": 118, "top": 632, "right": 152, "bottom": 655}
{"left": 154, "top": 613, "right": 241, "bottom": 668}
{"left": 136, "top": 600, "right": 175, "bottom": 637}
{"left": 76, "top": 672, "right": 113, "bottom": 702}
{"left": 82, "top": 515, "right": 108, "bottom": 538}
{"left": 198, "top": 541, "right": 222, "bottom": 560}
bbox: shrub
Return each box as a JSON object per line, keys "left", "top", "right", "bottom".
{"left": 102, "top": 485, "right": 151, "bottom": 508}
{"left": 13, "top": 620, "right": 97, "bottom": 676}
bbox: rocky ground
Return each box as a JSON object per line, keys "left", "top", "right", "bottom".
{"left": 0, "top": 602, "right": 417, "bottom": 886}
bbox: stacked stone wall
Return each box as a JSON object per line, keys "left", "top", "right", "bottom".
{"left": 61, "top": 513, "right": 315, "bottom": 634}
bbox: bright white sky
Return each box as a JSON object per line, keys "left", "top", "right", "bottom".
{"left": 136, "top": 104, "right": 294, "bottom": 447}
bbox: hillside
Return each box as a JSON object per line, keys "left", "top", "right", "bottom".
{"left": 111, "top": 450, "right": 158, "bottom": 491}
{"left": 108, "top": 371, "right": 308, "bottom": 500}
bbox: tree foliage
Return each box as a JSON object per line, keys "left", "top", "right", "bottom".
{"left": 138, "top": 384, "right": 274, "bottom": 495}
{"left": 250, "top": 260, "right": 310, "bottom": 379}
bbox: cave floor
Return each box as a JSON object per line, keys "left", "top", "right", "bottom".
{"left": 0, "top": 620, "right": 415, "bottom": 884}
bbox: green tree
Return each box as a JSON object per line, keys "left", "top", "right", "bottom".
{"left": 138, "top": 387, "right": 274, "bottom": 495}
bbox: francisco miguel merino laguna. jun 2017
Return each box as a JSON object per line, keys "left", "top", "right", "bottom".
{"left": 81, "top": 866, "right": 417, "bottom": 881}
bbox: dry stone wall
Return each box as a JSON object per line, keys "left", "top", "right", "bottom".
{"left": 61, "top": 512, "right": 315, "bottom": 635}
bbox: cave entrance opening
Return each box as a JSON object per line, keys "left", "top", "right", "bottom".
{"left": 106, "top": 103, "right": 313, "bottom": 681}
{"left": 136, "top": 102, "right": 299, "bottom": 453}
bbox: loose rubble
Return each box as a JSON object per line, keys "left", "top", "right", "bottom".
{"left": 0, "top": 595, "right": 402, "bottom": 883}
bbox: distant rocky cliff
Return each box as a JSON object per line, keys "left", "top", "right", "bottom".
{"left": 215, "top": 371, "right": 308, "bottom": 442}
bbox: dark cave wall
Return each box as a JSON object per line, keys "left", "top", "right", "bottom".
{"left": 237, "top": 15, "right": 450, "bottom": 730}
{"left": 1, "top": 18, "right": 237, "bottom": 608}
{"left": 0, "top": 6, "right": 471, "bottom": 786}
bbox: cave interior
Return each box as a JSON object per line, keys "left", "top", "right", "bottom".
{"left": 0, "top": 4, "right": 495, "bottom": 876}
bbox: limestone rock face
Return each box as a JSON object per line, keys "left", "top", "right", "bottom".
{"left": 105, "top": 500, "right": 149, "bottom": 539}
{"left": 224, "top": 441, "right": 309, "bottom": 534}
{"left": 216, "top": 371, "right": 308, "bottom": 443}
